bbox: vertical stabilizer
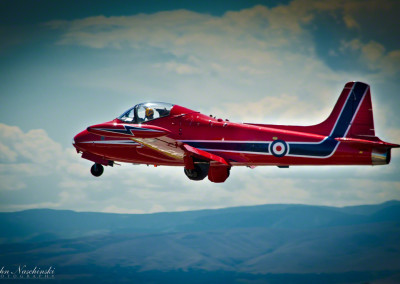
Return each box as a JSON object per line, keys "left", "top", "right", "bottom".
{"left": 316, "top": 81, "right": 374, "bottom": 139}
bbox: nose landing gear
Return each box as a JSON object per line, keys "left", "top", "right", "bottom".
{"left": 91, "top": 163, "right": 104, "bottom": 177}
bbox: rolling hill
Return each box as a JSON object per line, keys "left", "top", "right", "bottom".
{"left": 0, "top": 201, "right": 399, "bottom": 283}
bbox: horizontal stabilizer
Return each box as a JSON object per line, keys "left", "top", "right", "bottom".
{"left": 335, "top": 137, "right": 400, "bottom": 149}
{"left": 183, "top": 144, "right": 230, "bottom": 166}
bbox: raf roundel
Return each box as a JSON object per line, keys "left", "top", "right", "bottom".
{"left": 270, "top": 140, "right": 288, "bottom": 157}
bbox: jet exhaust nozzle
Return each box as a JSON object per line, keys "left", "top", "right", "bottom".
{"left": 371, "top": 149, "right": 391, "bottom": 165}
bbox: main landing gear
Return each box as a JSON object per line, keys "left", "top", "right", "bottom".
{"left": 184, "top": 163, "right": 209, "bottom": 181}
{"left": 91, "top": 163, "right": 104, "bottom": 177}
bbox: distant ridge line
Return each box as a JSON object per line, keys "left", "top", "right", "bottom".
{"left": 2, "top": 199, "right": 399, "bottom": 215}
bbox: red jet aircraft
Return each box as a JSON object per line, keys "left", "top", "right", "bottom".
{"left": 73, "top": 81, "right": 399, "bottom": 183}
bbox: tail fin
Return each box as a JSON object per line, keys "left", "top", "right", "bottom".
{"left": 247, "top": 81, "right": 389, "bottom": 144}
{"left": 245, "top": 81, "right": 399, "bottom": 165}
{"left": 320, "top": 81, "right": 399, "bottom": 165}
{"left": 316, "top": 81, "right": 374, "bottom": 139}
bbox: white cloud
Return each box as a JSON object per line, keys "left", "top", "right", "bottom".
{"left": 45, "top": 4, "right": 313, "bottom": 64}
{"left": 340, "top": 39, "right": 400, "bottom": 76}
{"left": 209, "top": 93, "right": 326, "bottom": 124}
{"left": 0, "top": 175, "right": 25, "bottom": 191}
{"left": 155, "top": 61, "right": 202, "bottom": 75}
{"left": 0, "top": 124, "right": 63, "bottom": 177}
{"left": 0, "top": 123, "right": 90, "bottom": 192}
{"left": 0, "top": 142, "right": 17, "bottom": 162}
{"left": 46, "top": 0, "right": 393, "bottom": 122}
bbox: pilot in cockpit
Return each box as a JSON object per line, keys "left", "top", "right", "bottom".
{"left": 145, "top": 108, "right": 154, "bottom": 121}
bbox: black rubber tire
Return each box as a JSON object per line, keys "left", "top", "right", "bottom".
{"left": 184, "top": 163, "right": 209, "bottom": 181}
{"left": 91, "top": 163, "right": 104, "bottom": 177}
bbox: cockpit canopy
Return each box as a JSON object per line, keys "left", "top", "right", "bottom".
{"left": 118, "top": 102, "right": 174, "bottom": 123}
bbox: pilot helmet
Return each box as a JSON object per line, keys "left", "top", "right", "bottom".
{"left": 145, "top": 108, "right": 154, "bottom": 118}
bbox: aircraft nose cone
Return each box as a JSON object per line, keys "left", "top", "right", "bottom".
{"left": 74, "top": 130, "right": 87, "bottom": 144}
{"left": 73, "top": 129, "right": 94, "bottom": 152}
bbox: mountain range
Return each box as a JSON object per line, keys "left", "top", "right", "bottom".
{"left": 0, "top": 200, "right": 399, "bottom": 283}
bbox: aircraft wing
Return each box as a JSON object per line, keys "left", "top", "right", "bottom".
{"left": 182, "top": 144, "right": 230, "bottom": 165}
{"left": 131, "top": 137, "right": 230, "bottom": 165}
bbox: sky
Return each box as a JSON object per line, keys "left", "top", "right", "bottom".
{"left": 0, "top": 0, "right": 399, "bottom": 213}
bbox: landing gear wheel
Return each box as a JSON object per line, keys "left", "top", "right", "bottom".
{"left": 91, "top": 163, "right": 104, "bottom": 177}
{"left": 184, "top": 163, "right": 209, "bottom": 181}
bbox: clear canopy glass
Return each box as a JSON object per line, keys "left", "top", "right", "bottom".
{"left": 118, "top": 102, "right": 174, "bottom": 123}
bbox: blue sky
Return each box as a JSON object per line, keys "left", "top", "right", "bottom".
{"left": 0, "top": 0, "right": 399, "bottom": 213}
